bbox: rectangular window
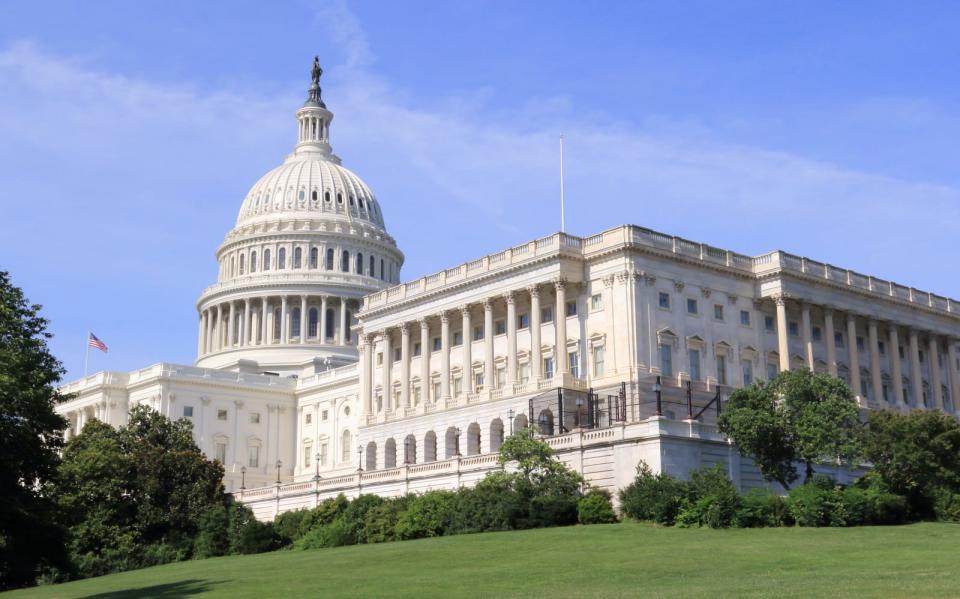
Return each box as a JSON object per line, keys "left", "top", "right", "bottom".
{"left": 834, "top": 332, "right": 844, "bottom": 348}
{"left": 519, "top": 362, "right": 531, "bottom": 384}
{"left": 517, "top": 313, "right": 530, "bottom": 329}
{"left": 394, "top": 348, "right": 401, "bottom": 362}
{"left": 453, "top": 376, "right": 462, "bottom": 396}
{"left": 473, "top": 325, "right": 484, "bottom": 341}
{"left": 882, "top": 384, "right": 889, "bottom": 403}
{"left": 659, "top": 292, "right": 671, "bottom": 309}
{"left": 566, "top": 300, "right": 578, "bottom": 317}
{"left": 812, "top": 326, "right": 822, "bottom": 342}
{"left": 592, "top": 345, "right": 605, "bottom": 377}
{"left": 659, "top": 344, "right": 673, "bottom": 378}
{"left": 764, "top": 316, "right": 775, "bottom": 332}
{"left": 453, "top": 331, "right": 463, "bottom": 346}
{"left": 248, "top": 445, "right": 260, "bottom": 468}
{"left": 413, "top": 385, "right": 422, "bottom": 404}
{"left": 495, "top": 320, "right": 506, "bottom": 335}
{"left": 432, "top": 337, "right": 442, "bottom": 351}
{"left": 543, "top": 356, "right": 554, "bottom": 379}
{"left": 716, "top": 355, "right": 727, "bottom": 385}
{"left": 742, "top": 361, "right": 752, "bottom": 386}
{"left": 474, "top": 371, "right": 484, "bottom": 390}
{"left": 686, "top": 298, "right": 698, "bottom": 315}
{"left": 249, "top": 412, "right": 260, "bottom": 424}
{"left": 766, "top": 363, "right": 779, "bottom": 381}
{"left": 183, "top": 406, "right": 194, "bottom": 418}
{"left": 320, "top": 443, "right": 328, "bottom": 466}
{"left": 303, "top": 446, "right": 311, "bottom": 469}
{"left": 568, "top": 351, "right": 580, "bottom": 378}
{"left": 541, "top": 306, "right": 553, "bottom": 323}
{"left": 788, "top": 322, "right": 799, "bottom": 337}
{"left": 857, "top": 336, "right": 865, "bottom": 352}
{"left": 740, "top": 310, "right": 751, "bottom": 326}
{"left": 305, "top": 413, "right": 312, "bottom": 424}
{"left": 432, "top": 381, "right": 441, "bottom": 401}
{"left": 377, "top": 352, "right": 383, "bottom": 365}
{"left": 215, "top": 442, "right": 227, "bottom": 464}
{"left": 322, "top": 410, "right": 328, "bottom": 421}
{"left": 919, "top": 350, "right": 925, "bottom": 363}
{"left": 495, "top": 367, "right": 506, "bottom": 389}
{"left": 714, "top": 304, "right": 724, "bottom": 320}
{"left": 590, "top": 294, "right": 603, "bottom": 311}
{"left": 860, "top": 378, "right": 869, "bottom": 399}
{"left": 217, "top": 409, "right": 228, "bottom": 421}
{"left": 899, "top": 345, "right": 904, "bottom": 359}
{"left": 689, "top": 349, "right": 701, "bottom": 381}
{"left": 413, "top": 342, "right": 422, "bottom": 357}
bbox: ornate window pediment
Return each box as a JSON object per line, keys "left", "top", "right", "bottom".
{"left": 740, "top": 345, "right": 758, "bottom": 361}
{"left": 714, "top": 340, "right": 732, "bottom": 356}
{"left": 657, "top": 327, "right": 679, "bottom": 348}
{"left": 686, "top": 335, "right": 706, "bottom": 351}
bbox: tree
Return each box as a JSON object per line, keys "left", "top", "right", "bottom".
{"left": 0, "top": 271, "right": 69, "bottom": 589}
{"left": 718, "top": 369, "right": 860, "bottom": 489}
{"left": 497, "top": 426, "right": 583, "bottom": 496}
{"left": 860, "top": 409, "right": 960, "bottom": 517}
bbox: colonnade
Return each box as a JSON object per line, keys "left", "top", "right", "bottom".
{"left": 771, "top": 296, "right": 960, "bottom": 410}
{"left": 198, "top": 294, "right": 356, "bottom": 356}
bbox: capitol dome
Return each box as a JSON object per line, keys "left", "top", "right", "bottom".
{"left": 194, "top": 58, "right": 404, "bottom": 375}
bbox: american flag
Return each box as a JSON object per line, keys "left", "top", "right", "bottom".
{"left": 88, "top": 332, "right": 108, "bottom": 353}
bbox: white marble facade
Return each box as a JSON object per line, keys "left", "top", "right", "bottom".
{"left": 57, "top": 65, "right": 960, "bottom": 519}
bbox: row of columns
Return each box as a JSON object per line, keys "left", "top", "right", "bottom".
{"left": 359, "top": 280, "right": 575, "bottom": 416}
{"left": 198, "top": 295, "right": 354, "bottom": 356}
{"left": 773, "top": 296, "right": 959, "bottom": 410}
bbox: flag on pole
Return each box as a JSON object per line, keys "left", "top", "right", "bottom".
{"left": 88, "top": 332, "right": 108, "bottom": 353}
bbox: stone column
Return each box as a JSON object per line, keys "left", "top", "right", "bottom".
{"left": 440, "top": 312, "right": 451, "bottom": 401}
{"left": 529, "top": 286, "right": 542, "bottom": 381}
{"left": 320, "top": 296, "right": 328, "bottom": 343}
{"left": 824, "top": 307, "right": 837, "bottom": 376}
{"left": 929, "top": 336, "right": 943, "bottom": 410}
{"left": 505, "top": 291, "right": 517, "bottom": 386}
{"left": 262, "top": 298, "right": 271, "bottom": 345}
{"left": 801, "top": 303, "right": 814, "bottom": 369}
{"left": 483, "top": 300, "right": 494, "bottom": 389}
{"left": 358, "top": 336, "right": 370, "bottom": 417}
{"left": 205, "top": 309, "right": 214, "bottom": 354}
{"left": 889, "top": 325, "right": 905, "bottom": 405}
{"left": 215, "top": 304, "right": 223, "bottom": 351}
{"left": 948, "top": 341, "right": 960, "bottom": 411}
{"left": 300, "top": 295, "right": 308, "bottom": 344}
{"left": 381, "top": 330, "right": 392, "bottom": 412}
{"left": 775, "top": 297, "right": 790, "bottom": 373}
{"left": 400, "top": 324, "right": 411, "bottom": 408}
{"left": 243, "top": 299, "right": 252, "bottom": 347}
{"left": 847, "top": 313, "right": 861, "bottom": 399}
{"left": 868, "top": 319, "right": 884, "bottom": 405}
{"left": 909, "top": 329, "right": 923, "bottom": 407}
{"left": 420, "top": 319, "right": 430, "bottom": 403}
{"left": 461, "top": 307, "right": 472, "bottom": 393}
{"left": 227, "top": 302, "right": 236, "bottom": 348}
{"left": 555, "top": 281, "right": 568, "bottom": 374}
{"left": 197, "top": 312, "right": 206, "bottom": 357}
{"left": 339, "top": 298, "right": 348, "bottom": 345}
{"left": 280, "top": 296, "right": 289, "bottom": 344}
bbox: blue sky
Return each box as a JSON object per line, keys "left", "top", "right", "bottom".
{"left": 2, "top": 1, "right": 958, "bottom": 380}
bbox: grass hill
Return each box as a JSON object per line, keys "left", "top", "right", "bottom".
{"left": 8, "top": 522, "right": 960, "bottom": 598}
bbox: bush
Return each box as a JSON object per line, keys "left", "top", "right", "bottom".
{"left": 298, "top": 495, "right": 349, "bottom": 537}
{"left": 577, "top": 489, "right": 618, "bottom": 524}
{"left": 786, "top": 482, "right": 838, "bottom": 527}
{"left": 228, "top": 504, "right": 277, "bottom": 554}
{"left": 395, "top": 492, "right": 457, "bottom": 540}
{"left": 273, "top": 509, "right": 309, "bottom": 547}
{"left": 193, "top": 506, "right": 229, "bottom": 558}
{"left": 526, "top": 494, "right": 578, "bottom": 529}
{"left": 619, "top": 462, "right": 687, "bottom": 525}
{"left": 450, "top": 474, "right": 525, "bottom": 534}
{"left": 786, "top": 477, "right": 886, "bottom": 528}
{"left": 295, "top": 519, "right": 354, "bottom": 550}
{"left": 735, "top": 488, "right": 790, "bottom": 528}
{"left": 363, "top": 498, "right": 411, "bottom": 544}
{"left": 677, "top": 466, "right": 741, "bottom": 529}
{"left": 934, "top": 490, "right": 960, "bottom": 523}
{"left": 339, "top": 495, "right": 385, "bottom": 545}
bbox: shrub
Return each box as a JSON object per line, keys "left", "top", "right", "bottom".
{"left": 786, "top": 477, "right": 877, "bottom": 528}
{"left": 526, "top": 494, "right": 578, "bottom": 529}
{"left": 619, "top": 462, "right": 687, "bottom": 525}
{"left": 734, "top": 488, "right": 790, "bottom": 528}
{"left": 395, "top": 491, "right": 457, "bottom": 540}
{"left": 273, "top": 509, "right": 309, "bottom": 547}
{"left": 363, "top": 498, "right": 411, "bottom": 544}
{"left": 450, "top": 474, "right": 525, "bottom": 534}
{"left": 193, "top": 506, "right": 229, "bottom": 558}
{"left": 339, "top": 495, "right": 385, "bottom": 545}
{"left": 298, "top": 494, "right": 349, "bottom": 537}
{"left": 786, "top": 482, "right": 837, "bottom": 527}
{"left": 680, "top": 466, "right": 741, "bottom": 528}
{"left": 228, "top": 504, "right": 278, "bottom": 554}
{"left": 577, "top": 489, "right": 618, "bottom": 524}
{"left": 295, "top": 519, "right": 353, "bottom": 550}
{"left": 934, "top": 490, "right": 960, "bottom": 523}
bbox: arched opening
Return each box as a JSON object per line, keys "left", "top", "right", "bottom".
{"left": 325, "top": 248, "right": 334, "bottom": 270}
{"left": 356, "top": 252, "right": 364, "bottom": 275}
{"left": 324, "top": 191, "right": 331, "bottom": 203}
{"left": 308, "top": 308, "right": 319, "bottom": 338}
{"left": 291, "top": 308, "right": 301, "bottom": 340}
{"left": 311, "top": 190, "right": 318, "bottom": 202}
{"left": 278, "top": 247, "right": 286, "bottom": 269}
{"left": 293, "top": 247, "right": 302, "bottom": 269}
{"left": 229, "top": 256, "right": 234, "bottom": 277}
{"left": 369, "top": 255, "right": 375, "bottom": 276}
{"left": 424, "top": 431, "right": 437, "bottom": 463}
{"left": 444, "top": 426, "right": 459, "bottom": 459}
{"left": 404, "top": 434, "right": 417, "bottom": 464}
{"left": 239, "top": 254, "right": 245, "bottom": 275}
{"left": 345, "top": 310, "right": 352, "bottom": 343}
{"left": 341, "top": 429, "right": 352, "bottom": 463}
{"left": 251, "top": 251, "right": 257, "bottom": 272}
{"left": 380, "top": 258, "right": 385, "bottom": 280}
{"left": 273, "top": 308, "right": 281, "bottom": 341}
{"left": 325, "top": 309, "right": 335, "bottom": 341}
{"left": 537, "top": 409, "right": 554, "bottom": 436}
{"left": 341, "top": 251, "right": 350, "bottom": 273}
{"left": 264, "top": 249, "right": 271, "bottom": 271}
{"left": 384, "top": 438, "right": 397, "bottom": 469}
{"left": 489, "top": 418, "right": 504, "bottom": 453}
{"left": 365, "top": 441, "right": 377, "bottom": 471}
{"left": 513, "top": 413, "right": 528, "bottom": 435}
{"left": 466, "top": 422, "right": 481, "bottom": 456}
{"left": 310, "top": 247, "right": 318, "bottom": 269}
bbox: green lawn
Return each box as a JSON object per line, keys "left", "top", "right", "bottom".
{"left": 8, "top": 522, "right": 960, "bottom": 598}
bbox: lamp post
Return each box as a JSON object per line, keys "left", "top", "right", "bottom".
{"left": 653, "top": 375, "right": 663, "bottom": 417}
{"left": 454, "top": 427, "right": 462, "bottom": 457}
{"left": 275, "top": 459, "right": 282, "bottom": 484}
{"left": 240, "top": 466, "right": 246, "bottom": 490}
{"left": 357, "top": 444, "right": 363, "bottom": 472}
{"left": 314, "top": 452, "right": 321, "bottom": 481}
{"left": 508, "top": 408, "right": 515, "bottom": 435}
{"left": 404, "top": 437, "right": 411, "bottom": 465}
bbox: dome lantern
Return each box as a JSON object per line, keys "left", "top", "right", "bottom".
{"left": 294, "top": 57, "right": 336, "bottom": 160}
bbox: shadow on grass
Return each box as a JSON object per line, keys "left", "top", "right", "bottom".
{"left": 81, "top": 578, "right": 225, "bottom": 598}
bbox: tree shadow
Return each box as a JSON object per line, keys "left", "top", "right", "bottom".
{"left": 81, "top": 578, "right": 225, "bottom": 598}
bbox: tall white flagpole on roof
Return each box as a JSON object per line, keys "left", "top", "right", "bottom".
{"left": 559, "top": 133, "right": 566, "bottom": 234}
{"left": 83, "top": 331, "right": 90, "bottom": 378}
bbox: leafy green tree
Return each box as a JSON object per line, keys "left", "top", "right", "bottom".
{"left": 0, "top": 271, "right": 69, "bottom": 589}
{"left": 719, "top": 369, "right": 860, "bottom": 489}
{"left": 860, "top": 409, "right": 960, "bottom": 517}
{"left": 498, "top": 426, "right": 583, "bottom": 496}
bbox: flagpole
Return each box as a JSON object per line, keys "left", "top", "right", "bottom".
{"left": 559, "top": 133, "right": 566, "bottom": 234}
{"left": 83, "top": 331, "right": 90, "bottom": 378}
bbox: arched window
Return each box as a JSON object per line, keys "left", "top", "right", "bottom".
{"left": 380, "top": 258, "right": 385, "bottom": 280}
{"left": 384, "top": 438, "right": 397, "bottom": 469}
{"left": 264, "top": 249, "right": 271, "bottom": 271}
{"left": 359, "top": 197, "right": 365, "bottom": 210}
{"left": 537, "top": 409, "right": 554, "bottom": 436}
{"left": 341, "top": 251, "right": 350, "bottom": 272}
{"left": 345, "top": 310, "right": 352, "bottom": 343}
{"left": 445, "top": 427, "right": 459, "bottom": 459}
{"left": 291, "top": 308, "right": 301, "bottom": 339}
{"left": 239, "top": 254, "right": 245, "bottom": 275}
{"left": 365, "top": 441, "right": 377, "bottom": 471}
{"left": 369, "top": 255, "right": 375, "bottom": 275}
{"left": 424, "top": 431, "right": 437, "bottom": 463}
{"left": 466, "top": 423, "right": 481, "bottom": 456}
{"left": 293, "top": 247, "right": 302, "bottom": 269}
{"left": 341, "top": 430, "right": 352, "bottom": 463}
{"left": 251, "top": 251, "right": 257, "bottom": 272}
{"left": 273, "top": 308, "right": 281, "bottom": 341}
{"left": 356, "top": 252, "right": 364, "bottom": 275}
{"left": 230, "top": 257, "right": 235, "bottom": 277}
{"left": 298, "top": 189, "right": 305, "bottom": 201}
{"left": 311, "top": 190, "right": 318, "bottom": 202}
{"left": 404, "top": 434, "right": 417, "bottom": 464}
{"left": 310, "top": 247, "right": 318, "bottom": 269}
{"left": 324, "top": 191, "right": 331, "bottom": 203}
{"left": 278, "top": 248, "right": 286, "bottom": 269}
{"left": 489, "top": 419, "right": 504, "bottom": 453}
{"left": 325, "top": 248, "right": 334, "bottom": 270}
{"left": 514, "top": 413, "right": 528, "bottom": 433}
{"left": 308, "top": 308, "right": 319, "bottom": 338}
{"left": 337, "top": 193, "right": 343, "bottom": 204}
{"left": 349, "top": 195, "right": 354, "bottom": 206}
{"left": 325, "top": 309, "right": 335, "bottom": 340}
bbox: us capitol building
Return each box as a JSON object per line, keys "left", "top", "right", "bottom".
{"left": 57, "top": 60, "right": 960, "bottom": 519}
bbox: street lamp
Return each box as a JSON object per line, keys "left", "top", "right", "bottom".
{"left": 314, "top": 452, "right": 321, "bottom": 482}
{"left": 357, "top": 444, "right": 363, "bottom": 472}
{"left": 404, "top": 437, "right": 411, "bottom": 465}
{"left": 508, "top": 408, "right": 515, "bottom": 435}
{"left": 240, "top": 466, "right": 247, "bottom": 490}
{"left": 454, "top": 427, "right": 462, "bottom": 457}
{"left": 653, "top": 375, "right": 663, "bottom": 416}
{"left": 275, "top": 459, "right": 282, "bottom": 484}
